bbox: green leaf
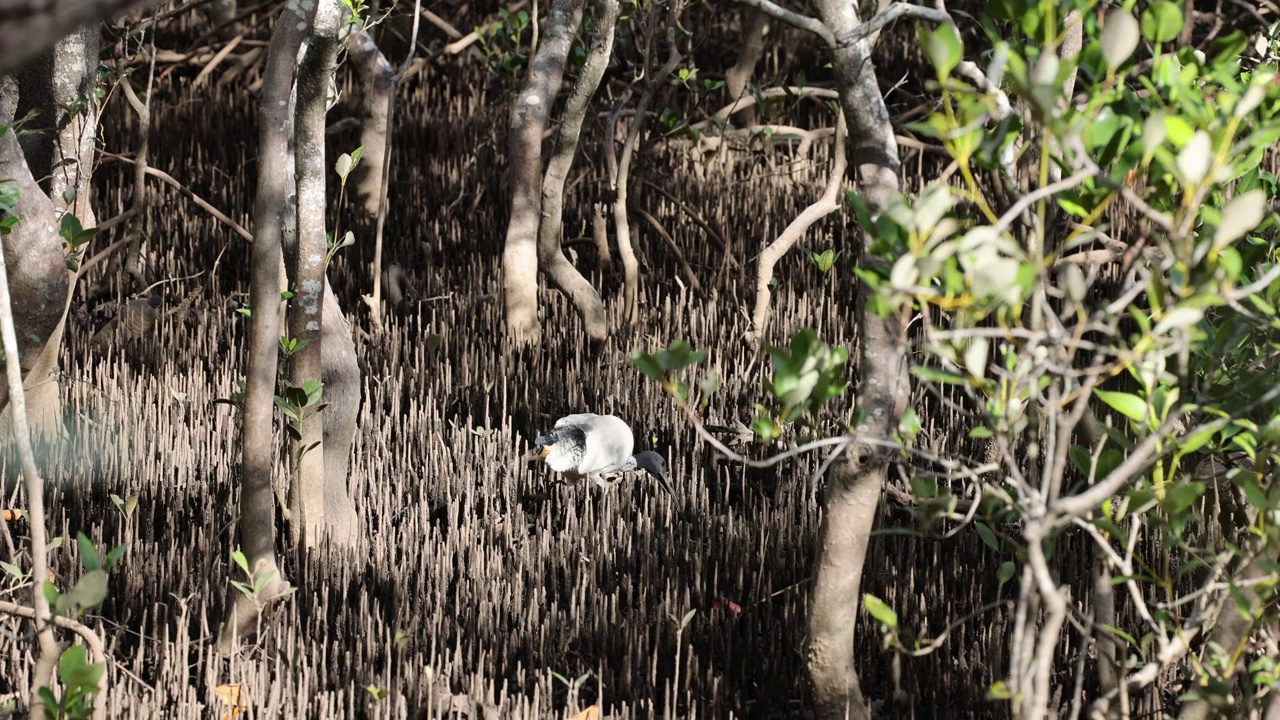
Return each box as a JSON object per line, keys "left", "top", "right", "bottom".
{"left": 629, "top": 351, "right": 664, "bottom": 381}
{"left": 971, "top": 258, "right": 1020, "bottom": 300}
{"left": 862, "top": 593, "right": 898, "bottom": 629}
{"left": 1100, "top": 624, "right": 1137, "bottom": 646}
{"left": 920, "top": 23, "right": 963, "bottom": 79}
{"left": 1068, "top": 445, "right": 1092, "bottom": 475}
{"left": 680, "top": 608, "right": 697, "bottom": 629}
{"left": 1237, "top": 474, "right": 1272, "bottom": 510}
{"left": 751, "top": 411, "right": 778, "bottom": 441}
{"left": 37, "top": 687, "right": 58, "bottom": 710}
{"left": 911, "top": 475, "right": 938, "bottom": 498}
{"left": 58, "top": 212, "right": 83, "bottom": 241}
{"left": 911, "top": 365, "right": 967, "bottom": 385}
{"left": 335, "top": 152, "right": 354, "bottom": 180}
{"left": 66, "top": 569, "right": 109, "bottom": 610}
{"left": 69, "top": 227, "right": 97, "bottom": 249}
{"left": 1162, "top": 115, "right": 1194, "bottom": 148}
{"left": 76, "top": 532, "right": 101, "bottom": 572}
{"left": 1154, "top": 307, "right": 1203, "bottom": 335}
{"left": 1140, "top": 1, "right": 1184, "bottom": 43}
{"left": 1161, "top": 481, "right": 1206, "bottom": 514}
{"left": 104, "top": 544, "right": 128, "bottom": 571}
{"left": 1176, "top": 131, "right": 1213, "bottom": 185}
{"left": 997, "top": 561, "right": 1016, "bottom": 587}
{"left": 1056, "top": 196, "right": 1090, "bottom": 218}
{"left": 897, "top": 408, "right": 922, "bottom": 439}
{"left": 1177, "top": 425, "right": 1217, "bottom": 456}
{"left": 1101, "top": 9, "right": 1140, "bottom": 69}
{"left": 0, "top": 182, "right": 19, "bottom": 213}
{"left": 974, "top": 522, "right": 1000, "bottom": 552}
{"left": 59, "top": 644, "right": 105, "bottom": 690}
{"left": 1213, "top": 189, "right": 1268, "bottom": 249}
{"left": 1095, "top": 390, "right": 1148, "bottom": 423}
{"left": 986, "top": 681, "right": 1013, "bottom": 700}
{"left": 285, "top": 386, "right": 310, "bottom": 408}
{"left": 846, "top": 191, "right": 875, "bottom": 233}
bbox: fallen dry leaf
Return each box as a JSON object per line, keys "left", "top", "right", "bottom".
{"left": 215, "top": 683, "right": 247, "bottom": 719}
{"left": 568, "top": 705, "right": 600, "bottom": 720}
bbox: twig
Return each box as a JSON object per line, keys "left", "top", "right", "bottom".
{"left": 419, "top": 7, "right": 462, "bottom": 38}
{"left": 747, "top": 108, "right": 845, "bottom": 339}
{"left": 896, "top": 600, "right": 1009, "bottom": 657}
{"left": 638, "top": 178, "right": 736, "bottom": 268}
{"left": 99, "top": 152, "right": 253, "bottom": 242}
{"left": 191, "top": 33, "right": 244, "bottom": 88}
{"left": 0, "top": 599, "right": 106, "bottom": 664}
{"left": 991, "top": 169, "right": 1097, "bottom": 236}
{"left": 735, "top": 0, "right": 834, "bottom": 47}
{"left": 693, "top": 86, "right": 838, "bottom": 131}
{"left": 634, "top": 206, "right": 702, "bottom": 294}
{"left": 835, "top": 3, "right": 951, "bottom": 47}
{"left": 442, "top": 0, "right": 530, "bottom": 54}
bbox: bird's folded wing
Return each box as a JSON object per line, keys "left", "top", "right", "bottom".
{"left": 554, "top": 413, "right": 602, "bottom": 429}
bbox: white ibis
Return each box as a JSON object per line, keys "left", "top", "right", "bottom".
{"left": 529, "top": 413, "right": 672, "bottom": 494}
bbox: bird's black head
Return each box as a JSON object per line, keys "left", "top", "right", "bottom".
{"left": 634, "top": 450, "right": 672, "bottom": 494}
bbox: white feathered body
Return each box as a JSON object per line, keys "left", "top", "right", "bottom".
{"left": 538, "top": 413, "right": 638, "bottom": 479}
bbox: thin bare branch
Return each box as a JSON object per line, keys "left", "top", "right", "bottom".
{"left": 735, "top": 0, "right": 834, "bottom": 47}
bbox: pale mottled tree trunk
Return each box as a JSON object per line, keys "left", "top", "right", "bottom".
{"left": 536, "top": 0, "right": 618, "bottom": 342}
{"left": 804, "top": 1, "right": 908, "bottom": 717}
{"left": 0, "top": 77, "right": 71, "bottom": 715}
{"left": 218, "top": 0, "right": 307, "bottom": 651}
{"left": 345, "top": 27, "right": 394, "bottom": 327}
{"left": 346, "top": 28, "right": 393, "bottom": 222}
{"left": 5, "top": 28, "right": 99, "bottom": 440}
{"left": 287, "top": 0, "right": 344, "bottom": 549}
{"left": 501, "top": 0, "right": 584, "bottom": 345}
{"left": 725, "top": 9, "right": 768, "bottom": 123}
{"left": 0, "top": 78, "right": 72, "bottom": 441}
{"left": 318, "top": 282, "right": 359, "bottom": 544}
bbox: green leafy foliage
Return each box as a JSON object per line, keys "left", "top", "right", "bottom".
{"left": 629, "top": 340, "right": 707, "bottom": 404}
{"left": 39, "top": 645, "right": 104, "bottom": 720}
{"left": 863, "top": 593, "right": 899, "bottom": 633}
{"left": 803, "top": 247, "right": 842, "bottom": 274}
{"left": 229, "top": 548, "right": 280, "bottom": 603}
{"left": 334, "top": 146, "right": 364, "bottom": 186}
{"left": 274, "top": 378, "right": 326, "bottom": 443}
{"left": 875, "top": 0, "right": 1280, "bottom": 707}
{"left": 760, "top": 329, "right": 848, "bottom": 431}
{"left": 476, "top": 9, "right": 533, "bottom": 86}
{"left": 58, "top": 212, "right": 97, "bottom": 251}
{"left": 340, "top": 0, "right": 368, "bottom": 26}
